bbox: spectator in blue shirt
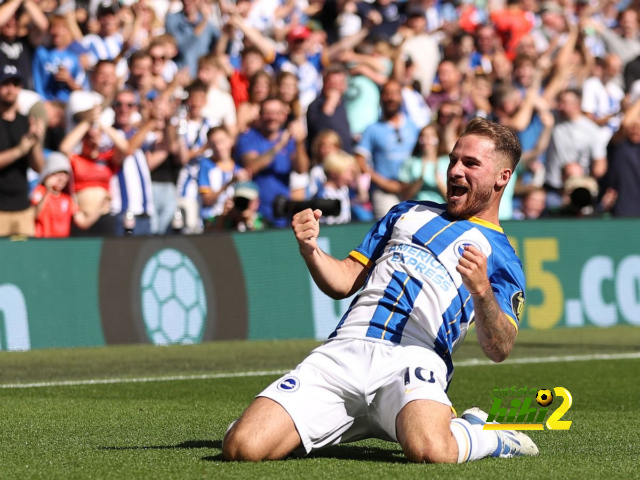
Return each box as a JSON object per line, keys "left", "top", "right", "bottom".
{"left": 236, "top": 97, "right": 309, "bottom": 227}
{"left": 166, "top": 0, "right": 218, "bottom": 77}
{"left": 355, "top": 79, "right": 419, "bottom": 219}
{"left": 32, "top": 15, "right": 87, "bottom": 102}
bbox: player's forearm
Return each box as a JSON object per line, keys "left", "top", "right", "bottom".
{"left": 302, "top": 249, "right": 363, "bottom": 300}
{"left": 472, "top": 289, "right": 516, "bottom": 363}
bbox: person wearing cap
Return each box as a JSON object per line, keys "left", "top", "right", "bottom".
{"left": 165, "top": 0, "right": 218, "bottom": 77}
{"left": 215, "top": 181, "right": 265, "bottom": 232}
{"left": 0, "top": 0, "right": 49, "bottom": 91}
{"left": 31, "top": 151, "right": 106, "bottom": 237}
{"left": 0, "top": 66, "right": 44, "bottom": 237}
{"left": 32, "top": 14, "right": 87, "bottom": 102}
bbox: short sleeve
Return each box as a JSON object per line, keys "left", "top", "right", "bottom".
{"left": 235, "top": 131, "right": 258, "bottom": 163}
{"left": 349, "top": 202, "right": 417, "bottom": 268}
{"left": 354, "top": 124, "right": 375, "bottom": 161}
{"left": 490, "top": 260, "right": 526, "bottom": 331}
{"left": 197, "top": 160, "right": 213, "bottom": 190}
{"left": 31, "top": 184, "right": 46, "bottom": 205}
{"left": 398, "top": 158, "right": 417, "bottom": 183}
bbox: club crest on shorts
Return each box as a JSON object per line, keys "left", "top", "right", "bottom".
{"left": 277, "top": 376, "right": 300, "bottom": 392}
{"left": 454, "top": 240, "right": 483, "bottom": 259}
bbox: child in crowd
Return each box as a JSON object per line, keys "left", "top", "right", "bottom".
{"left": 316, "top": 150, "right": 357, "bottom": 225}
{"left": 175, "top": 81, "right": 211, "bottom": 233}
{"left": 198, "top": 126, "right": 250, "bottom": 229}
{"left": 31, "top": 152, "right": 105, "bottom": 238}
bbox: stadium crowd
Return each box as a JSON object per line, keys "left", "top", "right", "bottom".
{"left": 0, "top": 0, "right": 639, "bottom": 237}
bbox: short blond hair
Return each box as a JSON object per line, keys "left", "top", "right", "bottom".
{"left": 323, "top": 150, "right": 357, "bottom": 177}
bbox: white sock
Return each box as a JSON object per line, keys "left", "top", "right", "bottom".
{"left": 450, "top": 418, "right": 499, "bottom": 463}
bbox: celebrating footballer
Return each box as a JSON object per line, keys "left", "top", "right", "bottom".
{"left": 223, "top": 117, "right": 538, "bottom": 463}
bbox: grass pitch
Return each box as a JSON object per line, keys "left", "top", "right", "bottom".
{"left": 1, "top": 326, "right": 639, "bottom": 479}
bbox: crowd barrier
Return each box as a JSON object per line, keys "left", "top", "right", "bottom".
{"left": 0, "top": 219, "right": 638, "bottom": 351}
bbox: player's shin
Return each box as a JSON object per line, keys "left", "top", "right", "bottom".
{"left": 450, "top": 418, "right": 499, "bottom": 463}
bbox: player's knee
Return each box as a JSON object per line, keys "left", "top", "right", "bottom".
{"left": 222, "top": 426, "right": 266, "bottom": 462}
{"left": 402, "top": 436, "right": 455, "bottom": 464}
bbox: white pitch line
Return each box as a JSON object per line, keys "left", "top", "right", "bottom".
{"left": 1, "top": 351, "right": 640, "bottom": 390}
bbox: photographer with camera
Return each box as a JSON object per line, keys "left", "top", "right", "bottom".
{"left": 214, "top": 181, "right": 265, "bottom": 232}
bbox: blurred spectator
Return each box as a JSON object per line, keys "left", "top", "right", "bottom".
{"left": 145, "top": 96, "right": 187, "bottom": 235}
{"left": 80, "top": 2, "right": 126, "bottom": 69}
{"left": 236, "top": 97, "right": 309, "bottom": 227}
{"left": 355, "top": 79, "right": 419, "bottom": 219}
{"left": 307, "top": 65, "right": 353, "bottom": 155}
{"left": 490, "top": 0, "right": 533, "bottom": 61}
{"left": 60, "top": 106, "right": 128, "bottom": 236}
{"left": 308, "top": 129, "right": 341, "bottom": 197}
{"left": 316, "top": 150, "right": 357, "bottom": 225}
{"left": 165, "top": 0, "right": 218, "bottom": 77}
{"left": 588, "top": 9, "right": 640, "bottom": 68}
{"left": 601, "top": 99, "right": 640, "bottom": 217}
{"left": 222, "top": 46, "right": 269, "bottom": 109}
{"left": 111, "top": 88, "right": 155, "bottom": 236}
{"left": 275, "top": 71, "right": 301, "bottom": 126}
{"left": 198, "top": 126, "right": 250, "bottom": 228}
{"left": 31, "top": 151, "right": 103, "bottom": 237}
{"left": 33, "top": 15, "right": 87, "bottom": 102}
{"left": 215, "top": 181, "right": 265, "bottom": 231}
{"left": 396, "top": 5, "right": 440, "bottom": 96}
{"left": 582, "top": 54, "right": 624, "bottom": 146}
{"left": 470, "top": 25, "right": 498, "bottom": 76}
{"left": 0, "top": 67, "right": 44, "bottom": 236}
{"left": 237, "top": 71, "right": 272, "bottom": 133}
{"left": 398, "top": 124, "right": 447, "bottom": 203}
{"left": 426, "top": 60, "right": 473, "bottom": 118}
{"left": 356, "top": 0, "right": 402, "bottom": 41}
{"left": 125, "top": 50, "right": 154, "bottom": 101}
{"left": 176, "top": 81, "right": 212, "bottom": 234}
{"left": 544, "top": 89, "right": 607, "bottom": 208}
{"left": 0, "top": 0, "right": 49, "bottom": 90}
{"left": 197, "top": 55, "right": 237, "bottom": 137}
{"left": 513, "top": 186, "right": 547, "bottom": 220}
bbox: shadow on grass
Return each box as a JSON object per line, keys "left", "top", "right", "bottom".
{"left": 102, "top": 440, "right": 222, "bottom": 451}
{"left": 201, "top": 444, "right": 407, "bottom": 463}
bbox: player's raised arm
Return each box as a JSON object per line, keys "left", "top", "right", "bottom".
{"left": 456, "top": 245, "right": 517, "bottom": 363}
{"left": 292, "top": 208, "right": 368, "bottom": 300}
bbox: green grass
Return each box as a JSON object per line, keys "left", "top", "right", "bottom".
{"left": 1, "top": 326, "right": 639, "bottom": 479}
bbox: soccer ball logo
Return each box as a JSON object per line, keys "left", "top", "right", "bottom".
{"left": 536, "top": 389, "right": 553, "bottom": 407}
{"left": 140, "top": 248, "right": 207, "bottom": 345}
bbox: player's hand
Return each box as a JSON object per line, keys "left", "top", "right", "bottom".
{"left": 292, "top": 208, "right": 322, "bottom": 257}
{"left": 456, "top": 245, "right": 491, "bottom": 295}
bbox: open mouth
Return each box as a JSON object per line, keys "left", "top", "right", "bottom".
{"left": 449, "top": 184, "right": 469, "bottom": 200}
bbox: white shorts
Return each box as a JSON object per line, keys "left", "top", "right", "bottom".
{"left": 258, "top": 338, "right": 451, "bottom": 454}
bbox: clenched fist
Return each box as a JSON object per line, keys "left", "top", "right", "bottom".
{"left": 456, "top": 245, "right": 491, "bottom": 295}
{"left": 292, "top": 208, "right": 323, "bottom": 257}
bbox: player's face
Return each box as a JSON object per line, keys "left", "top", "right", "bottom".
{"left": 446, "top": 135, "right": 503, "bottom": 218}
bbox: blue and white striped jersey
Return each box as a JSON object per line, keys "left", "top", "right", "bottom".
{"left": 330, "top": 201, "right": 525, "bottom": 385}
